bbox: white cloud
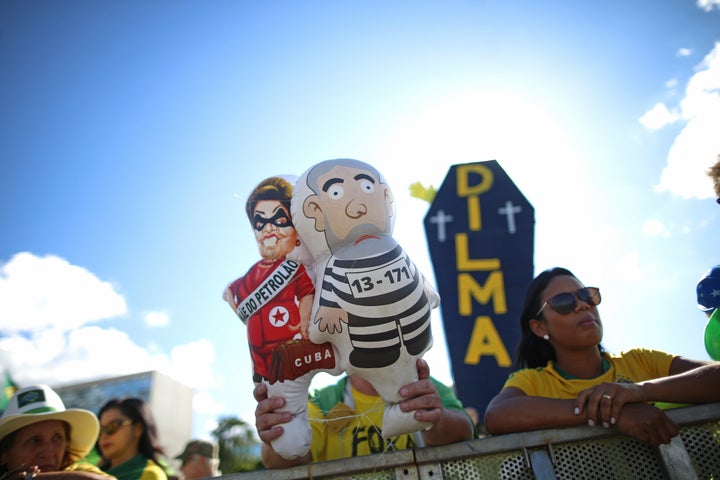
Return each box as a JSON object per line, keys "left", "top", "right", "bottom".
{"left": 682, "top": 45, "right": 720, "bottom": 120}
{"left": 677, "top": 48, "right": 693, "bottom": 57}
{"left": 145, "top": 311, "right": 170, "bottom": 327}
{"left": 193, "top": 389, "right": 224, "bottom": 414}
{"left": 642, "top": 219, "right": 671, "bottom": 237}
{"left": 639, "top": 103, "right": 678, "bottom": 130}
{"left": 167, "top": 340, "right": 218, "bottom": 390}
{"left": 202, "top": 419, "right": 219, "bottom": 437}
{"left": 0, "top": 252, "right": 127, "bottom": 333}
{"left": 655, "top": 42, "right": 720, "bottom": 199}
{"left": 697, "top": 0, "right": 720, "bottom": 12}
{"left": 609, "top": 251, "right": 643, "bottom": 284}
{"left": 0, "top": 252, "right": 218, "bottom": 408}
{"left": 0, "top": 325, "right": 156, "bottom": 385}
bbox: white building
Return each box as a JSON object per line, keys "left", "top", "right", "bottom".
{"left": 54, "top": 370, "right": 193, "bottom": 466}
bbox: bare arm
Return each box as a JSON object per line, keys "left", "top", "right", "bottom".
{"left": 642, "top": 357, "right": 720, "bottom": 403}
{"left": 10, "top": 470, "right": 115, "bottom": 480}
{"left": 484, "top": 387, "right": 586, "bottom": 434}
{"left": 40, "top": 474, "right": 115, "bottom": 480}
{"left": 261, "top": 444, "right": 311, "bottom": 470}
{"left": 484, "top": 386, "right": 680, "bottom": 446}
{"left": 297, "top": 293, "right": 313, "bottom": 339}
{"left": 575, "top": 358, "right": 720, "bottom": 428}
{"left": 401, "top": 359, "right": 474, "bottom": 446}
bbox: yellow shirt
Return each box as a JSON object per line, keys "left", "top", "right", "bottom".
{"left": 503, "top": 348, "right": 675, "bottom": 398}
{"left": 308, "top": 383, "right": 417, "bottom": 462}
{"left": 66, "top": 462, "right": 112, "bottom": 476}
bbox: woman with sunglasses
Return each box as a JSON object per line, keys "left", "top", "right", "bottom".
{"left": 96, "top": 398, "right": 168, "bottom": 480}
{"left": 484, "top": 267, "right": 720, "bottom": 447}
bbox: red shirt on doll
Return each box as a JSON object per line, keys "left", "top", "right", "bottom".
{"left": 226, "top": 258, "right": 315, "bottom": 380}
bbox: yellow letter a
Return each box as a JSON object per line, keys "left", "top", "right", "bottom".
{"left": 464, "top": 316, "right": 511, "bottom": 367}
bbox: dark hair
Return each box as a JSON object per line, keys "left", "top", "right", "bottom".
{"left": 0, "top": 430, "right": 19, "bottom": 475}
{"left": 97, "top": 397, "right": 166, "bottom": 471}
{"left": 245, "top": 176, "right": 293, "bottom": 223}
{"left": 514, "top": 267, "right": 604, "bottom": 369}
{"left": 706, "top": 153, "right": 720, "bottom": 198}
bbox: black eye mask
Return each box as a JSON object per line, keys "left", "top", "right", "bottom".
{"left": 253, "top": 210, "right": 294, "bottom": 231}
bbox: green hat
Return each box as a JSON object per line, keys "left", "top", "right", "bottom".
{"left": 175, "top": 439, "right": 218, "bottom": 461}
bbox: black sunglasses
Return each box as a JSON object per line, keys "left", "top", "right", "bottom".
{"left": 99, "top": 418, "right": 134, "bottom": 435}
{"left": 536, "top": 287, "right": 601, "bottom": 316}
{"left": 253, "top": 210, "right": 293, "bottom": 231}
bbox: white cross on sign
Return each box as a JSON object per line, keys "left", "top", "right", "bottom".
{"left": 498, "top": 200, "right": 522, "bottom": 234}
{"left": 429, "top": 209, "right": 454, "bottom": 242}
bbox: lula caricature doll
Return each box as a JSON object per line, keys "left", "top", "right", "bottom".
{"left": 291, "top": 159, "right": 440, "bottom": 437}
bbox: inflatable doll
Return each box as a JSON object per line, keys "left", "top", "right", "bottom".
{"left": 223, "top": 176, "right": 341, "bottom": 460}
{"left": 291, "top": 159, "right": 440, "bottom": 437}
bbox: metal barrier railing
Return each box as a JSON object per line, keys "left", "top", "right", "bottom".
{"left": 220, "top": 402, "right": 720, "bottom": 480}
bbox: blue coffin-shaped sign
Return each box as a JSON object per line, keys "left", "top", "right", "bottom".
{"left": 424, "top": 160, "right": 534, "bottom": 423}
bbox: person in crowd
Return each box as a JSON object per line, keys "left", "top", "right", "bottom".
{"left": 0, "top": 384, "right": 112, "bottom": 480}
{"left": 174, "top": 440, "right": 219, "bottom": 480}
{"left": 484, "top": 267, "right": 720, "bottom": 447}
{"left": 96, "top": 398, "right": 168, "bottom": 480}
{"left": 707, "top": 154, "right": 720, "bottom": 204}
{"left": 254, "top": 358, "right": 476, "bottom": 469}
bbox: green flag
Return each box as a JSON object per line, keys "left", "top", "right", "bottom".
{"left": 0, "top": 369, "right": 18, "bottom": 414}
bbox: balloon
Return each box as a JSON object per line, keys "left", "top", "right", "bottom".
{"left": 704, "top": 308, "right": 720, "bottom": 361}
{"left": 222, "top": 175, "right": 342, "bottom": 460}
{"left": 696, "top": 265, "right": 720, "bottom": 313}
{"left": 291, "top": 159, "right": 439, "bottom": 438}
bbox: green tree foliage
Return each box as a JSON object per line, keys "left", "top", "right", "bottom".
{"left": 211, "top": 416, "right": 264, "bottom": 473}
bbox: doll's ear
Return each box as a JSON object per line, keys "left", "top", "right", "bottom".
{"left": 383, "top": 184, "right": 394, "bottom": 217}
{"left": 303, "top": 195, "right": 325, "bottom": 232}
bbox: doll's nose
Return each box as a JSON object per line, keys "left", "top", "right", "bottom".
{"left": 345, "top": 201, "right": 367, "bottom": 219}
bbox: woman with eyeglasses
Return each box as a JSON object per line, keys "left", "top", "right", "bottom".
{"left": 96, "top": 398, "right": 168, "bottom": 480}
{"left": 484, "top": 267, "right": 720, "bottom": 447}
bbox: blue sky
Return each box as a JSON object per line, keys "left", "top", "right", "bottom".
{"left": 1, "top": 0, "right": 719, "bottom": 441}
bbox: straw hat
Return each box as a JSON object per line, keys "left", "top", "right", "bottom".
{"left": 0, "top": 385, "right": 99, "bottom": 460}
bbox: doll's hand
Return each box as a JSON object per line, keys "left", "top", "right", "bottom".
{"left": 222, "top": 287, "right": 238, "bottom": 311}
{"left": 314, "top": 306, "right": 347, "bottom": 334}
